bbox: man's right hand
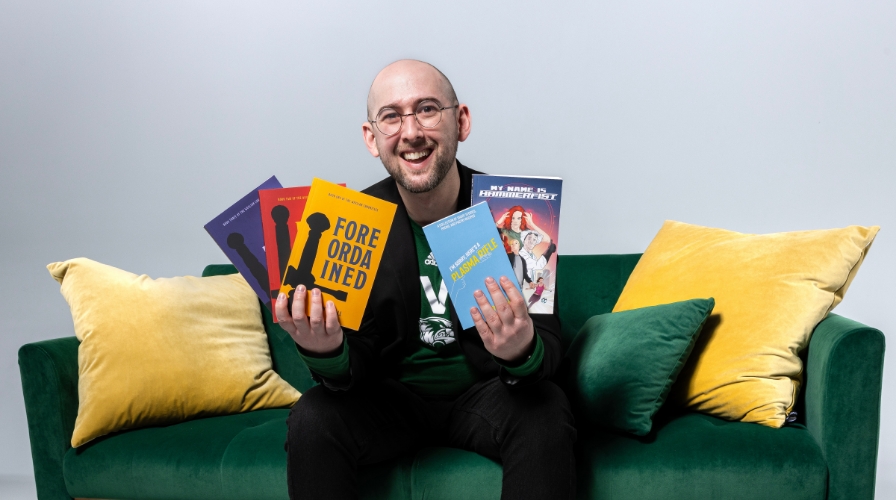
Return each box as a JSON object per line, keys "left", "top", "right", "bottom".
{"left": 275, "top": 286, "right": 344, "bottom": 355}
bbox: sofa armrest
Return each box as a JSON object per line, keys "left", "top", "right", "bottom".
{"left": 804, "top": 313, "right": 885, "bottom": 500}
{"left": 18, "top": 337, "right": 80, "bottom": 500}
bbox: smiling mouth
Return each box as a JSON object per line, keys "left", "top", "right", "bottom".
{"left": 400, "top": 149, "right": 432, "bottom": 164}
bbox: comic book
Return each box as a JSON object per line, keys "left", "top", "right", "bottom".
{"left": 423, "top": 202, "right": 523, "bottom": 330}
{"left": 204, "top": 176, "right": 282, "bottom": 310}
{"left": 279, "top": 178, "right": 397, "bottom": 330}
{"left": 471, "top": 175, "right": 563, "bottom": 314}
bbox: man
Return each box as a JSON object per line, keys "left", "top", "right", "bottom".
{"left": 276, "top": 60, "right": 576, "bottom": 500}
{"left": 520, "top": 229, "right": 556, "bottom": 283}
{"left": 506, "top": 237, "right": 532, "bottom": 289}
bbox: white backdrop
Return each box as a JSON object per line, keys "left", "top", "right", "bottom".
{"left": 1, "top": 0, "right": 893, "bottom": 497}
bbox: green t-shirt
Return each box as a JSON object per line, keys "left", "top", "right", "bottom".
{"left": 396, "top": 221, "right": 480, "bottom": 399}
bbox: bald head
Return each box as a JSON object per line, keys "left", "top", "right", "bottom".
{"left": 366, "top": 60, "right": 458, "bottom": 119}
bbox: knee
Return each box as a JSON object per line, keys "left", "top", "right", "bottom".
{"left": 511, "top": 381, "right": 576, "bottom": 439}
{"left": 286, "top": 386, "right": 346, "bottom": 445}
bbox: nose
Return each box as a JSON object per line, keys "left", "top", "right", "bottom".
{"left": 399, "top": 113, "right": 424, "bottom": 142}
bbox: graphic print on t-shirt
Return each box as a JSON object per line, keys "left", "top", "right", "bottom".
{"left": 419, "top": 276, "right": 454, "bottom": 347}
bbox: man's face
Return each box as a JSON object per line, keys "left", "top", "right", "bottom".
{"left": 524, "top": 233, "right": 538, "bottom": 251}
{"left": 362, "top": 61, "right": 470, "bottom": 194}
{"left": 510, "top": 211, "right": 523, "bottom": 232}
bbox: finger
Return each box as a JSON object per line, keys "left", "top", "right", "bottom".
{"left": 308, "top": 288, "right": 325, "bottom": 333}
{"left": 500, "top": 276, "right": 529, "bottom": 318}
{"left": 325, "top": 300, "right": 341, "bottom": 334}
{"left": 484, "top": 277, "right": 513, "bottom": 322}
{"left": 470, "top": 306, "right": 494, "bottom": 343}
{"left": 275, "top": 293, "right": 296, "bottom": 334}
{"left": 290, "top": 285, "right": 311, "bottom": 336}
{"left": 474, "top": 288, "right": 504, "bottom": 332}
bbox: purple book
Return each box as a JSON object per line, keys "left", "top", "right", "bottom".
{"left": 204, "top": 176, "right": 282, "bottom": 309}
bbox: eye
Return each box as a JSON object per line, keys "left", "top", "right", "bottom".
{"left": 378, "top": 110, "right": 400, "bottom": 123}
{"left": 416, "top": 101, "right": 440, "bottom": 118}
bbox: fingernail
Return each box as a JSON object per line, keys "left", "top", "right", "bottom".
{"left": 298, "top": 285, "right": 306, "bottom": 293}
{"left": 500, "top": 276, "right": 509, "bottom": 282}
{"left": 278, "top": 293, "right": 286, "bottom": 301}
{"left": 474, "top": 290, "right": 483, "bottom": 297}
{"left": 313, "top": 288, "right": 320, "bottom": 296}
{"left": 486, "top": 277, "right": 495, "bottom": 284}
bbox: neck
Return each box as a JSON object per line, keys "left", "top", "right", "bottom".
{"left": 398, "top": 161, "right": 461, "bottom": 226}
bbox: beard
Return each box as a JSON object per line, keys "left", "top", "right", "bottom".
{"left": 381, "top": 139, "right": 457, "bottom": 194}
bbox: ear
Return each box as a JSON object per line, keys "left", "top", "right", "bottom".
{"left": 362, "top": 122, "right": 380, "bottom": 157}
{"left": 456, "top": 104, "right": 472, "bottom": 142}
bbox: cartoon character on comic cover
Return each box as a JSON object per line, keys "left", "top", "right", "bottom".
{"left": 471, "top": 175, "right": 562, "bottom": 314}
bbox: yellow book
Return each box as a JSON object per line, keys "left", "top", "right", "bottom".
{"left": 279, "top": 178, "right": 397, "bottom": 330}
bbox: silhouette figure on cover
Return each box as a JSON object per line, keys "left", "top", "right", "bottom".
{"left": 282, "top": 212, "right": 348, "bottom": 314}
{"left": 226, "top": 232, "right": 270, "bottom": 305}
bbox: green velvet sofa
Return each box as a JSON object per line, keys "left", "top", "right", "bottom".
{"left": 19, "top": 254, "right": 886, "bottom": 500}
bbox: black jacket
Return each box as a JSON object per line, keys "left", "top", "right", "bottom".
{"left": 311, "top": 161, "right": 563, "bottom": 390}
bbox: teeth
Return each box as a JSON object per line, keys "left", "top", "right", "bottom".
{"left": 402, "top": 150, "right": 430, "bottom": 161}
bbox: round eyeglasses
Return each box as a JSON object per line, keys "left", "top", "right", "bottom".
{"left": 369, "top": 100, "right": 459, "bottom": 137}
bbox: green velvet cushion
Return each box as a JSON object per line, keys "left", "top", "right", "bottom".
{"left": 567, "top": 298, "right": 715, "bottom": 436}
{"left": 578, "top": 412, "right": 827, "bottom": 500}
{"left": 62, "top": 406, "right": 495, "bottom": 500}
{"left": 64, "top": 409, "right": 291, "bottom": 500}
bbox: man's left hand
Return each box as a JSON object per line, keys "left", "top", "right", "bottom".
{"left": 470, "top": 276, "right": 535, "bottom": 363}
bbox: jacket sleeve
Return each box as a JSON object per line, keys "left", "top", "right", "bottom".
{"left": 301, "top": 298, "right": 391, "bottom": 391}
{"left": 497, "top": 308, "right": 563, "bottom": 387}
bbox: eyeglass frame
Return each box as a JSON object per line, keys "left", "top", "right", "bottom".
{"left": 368, "top": 100, "right": 460, "bottom": 137}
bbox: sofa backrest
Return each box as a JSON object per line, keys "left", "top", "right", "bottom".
{"left": 555, "top": 254, "right": 641, "bottom": 351}
{"left": 203, "top": 253, "right": 642, "bottom": 391}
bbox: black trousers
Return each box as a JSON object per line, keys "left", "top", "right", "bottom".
{"left": 285, "top": 376, "right": 577, "bottom": 500}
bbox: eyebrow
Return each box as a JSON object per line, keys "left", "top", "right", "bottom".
{"left": 376, "top": 96, "right": 443, "bottom": 116}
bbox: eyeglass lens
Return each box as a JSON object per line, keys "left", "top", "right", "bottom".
{"left": 375, "top": 100, "right": 444, "bottom": 136}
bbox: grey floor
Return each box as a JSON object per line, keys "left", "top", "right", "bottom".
{"left": 0, "top": 475, "right": 36, "bottom": 500}
{"left": 0, "top": 473, "right": 893, "bottom": 499}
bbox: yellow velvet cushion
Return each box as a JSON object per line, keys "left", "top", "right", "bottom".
{"left": 613, "top": 221, "right": 878, "bottom": 428}
{"left": 48, "top": 258, "right": 301, "bottom": 447}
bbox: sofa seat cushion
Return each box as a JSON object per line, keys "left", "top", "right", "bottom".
{"left": 62, "top": 406, "right": 499, "bottom": 500}
{"left": 64, "top": 409, "right": 291, "bottom": 500}
{"left": 63, "top": 409, "right": 826, "bottom": 500}
{"left": 578, "top": 412, "right": 827, "bottom": 500}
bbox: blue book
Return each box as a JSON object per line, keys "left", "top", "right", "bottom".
{"left": 471, "top": 174, "right": 562, "bottom": 314}
{"left": 204, "top": 176, "right": 282, "bottom": 309}
{"left": 423, "top": 202, "right": 522, "bottom": 329}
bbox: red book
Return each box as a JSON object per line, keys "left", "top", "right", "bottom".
{"left": 259, "top": 184, "right": 343, "bottom": 321}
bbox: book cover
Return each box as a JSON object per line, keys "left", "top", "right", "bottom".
{"left": 471, "top": 175, "right": 563, "bottom": 314}
{"left": 279, "top": 178, "right": 397, "bottom": 330}
{"left": 205, "top": 176, "right": 283, "bottom": 310}
{"left": 422, "top": 202, "right": 523, "bottom": 330}
{"left": 259, "top": 184, "right": 346, "bottom": 321}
